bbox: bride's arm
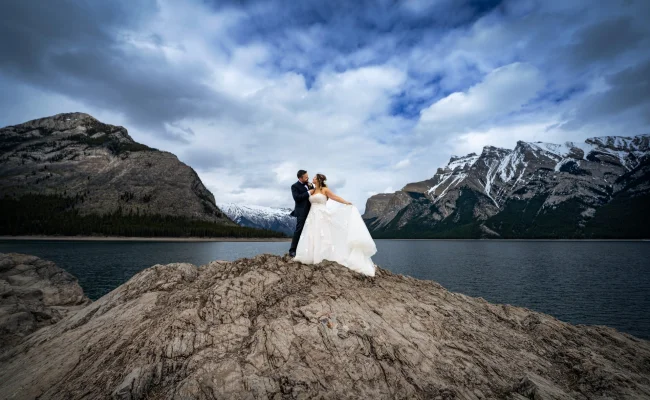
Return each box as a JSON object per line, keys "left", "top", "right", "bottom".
{"left": 323, "top": 188, "right": 352, "bottom": 205}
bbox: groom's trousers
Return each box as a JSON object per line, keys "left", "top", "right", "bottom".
{"left": 290, "top": 212, "right": 308, "bottom": 253}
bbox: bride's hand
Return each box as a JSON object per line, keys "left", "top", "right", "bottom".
{"left": 309, "top": 189, "right": 315, "bottom": 194}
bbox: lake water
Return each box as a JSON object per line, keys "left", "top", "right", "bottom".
{"left": 1, "top": 239, "right": 649, "bottom": 340}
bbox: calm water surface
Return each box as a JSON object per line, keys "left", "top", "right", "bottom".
{"left": 1, "top": 239, "right": 648, "bottom": 339}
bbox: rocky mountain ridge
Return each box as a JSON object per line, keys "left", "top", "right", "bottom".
{"left": 0, "top": 112, "right": 230, "bottom": 224}
{"left": 364, "top": 134, "right": 650, "bottom": 238}
{"left": 1, "top": 253, "right": 649, "bottom": 399}
{"left": 218, "top": 203, "right": 296, "bottom": 236}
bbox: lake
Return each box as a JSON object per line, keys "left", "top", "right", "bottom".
{"left": 1, "top": 239, "right": 649, "bottom": 340}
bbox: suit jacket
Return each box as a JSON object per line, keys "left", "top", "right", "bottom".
{"left": 290, "top": 180, "right": 313, "bottom": 218}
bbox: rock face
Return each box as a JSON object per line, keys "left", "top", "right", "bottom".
{"left": 364, "top": 135, "right": 650, "bottom": 238}
{"left": 0, "top": 253, "right": 90, "bottom": 351}
{"left": 218, "top": 203, "right": 296, "bottom": 236}
{"left": 1, "top": 254, "right": 649, "bottom": 399}
{"left": 0, "top": 112, "right": 232, "bottom": 224}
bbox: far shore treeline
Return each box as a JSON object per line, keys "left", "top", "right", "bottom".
{"left": 0, "top": 194, "right": 285, "bottom": 238}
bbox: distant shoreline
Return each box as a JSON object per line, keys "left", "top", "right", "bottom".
{"left": 0, "top": 236, "right": 292, "bottom": 242}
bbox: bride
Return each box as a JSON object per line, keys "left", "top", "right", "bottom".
{"left": 293, "top": 173, "right": 377, "bottom": 277}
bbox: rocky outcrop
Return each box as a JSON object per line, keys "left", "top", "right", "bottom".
{"left": 361, "top": 193, "right": 396, "bottom": 220}
{"left": 1, "top": 254, "right": 649, "bottom": 399}
{"left": 364, "top": 134, "right": 650, "bottom": 238}
{"left": 0, "top": 112, "right": 232, "bottom": 224}
{"left": 0, "top": 253, "right": 90, "bottom": 351}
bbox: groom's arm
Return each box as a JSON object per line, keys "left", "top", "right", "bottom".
{"left": 292, "top": 184, "right": 310, "bottom": 202}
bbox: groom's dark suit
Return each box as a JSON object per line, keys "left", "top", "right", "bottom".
{"left": 289, "top": 180, "right": 313, "bottom": 254}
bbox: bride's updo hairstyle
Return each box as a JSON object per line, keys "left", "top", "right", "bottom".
{"left": 316, "top": 173, "right": 327, "bottom": 188}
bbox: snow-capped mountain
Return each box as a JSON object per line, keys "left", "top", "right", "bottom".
{"left": 217, "top": 204, "right": 296, "bottom": 236}
{"left": 363, "top": 134, "right": 650, "bottom": 238}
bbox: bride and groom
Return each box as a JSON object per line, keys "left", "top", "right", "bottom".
{"left": 288, "top": 170, "right": 377, "bottom": 277}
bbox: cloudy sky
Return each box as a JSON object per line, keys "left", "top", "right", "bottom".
{"left": 1, "top": 0, "right": 649, "bottom": 210}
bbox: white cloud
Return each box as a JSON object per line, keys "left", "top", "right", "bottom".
{"left": 418, "top": 62, "right": 544, "bottom": 131}
{"left": 395, "top": 159, "right": 411, "bottom": 169}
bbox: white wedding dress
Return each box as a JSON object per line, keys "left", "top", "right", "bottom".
{"left": 294, "top": 193, "right": 377, "bottom": 276}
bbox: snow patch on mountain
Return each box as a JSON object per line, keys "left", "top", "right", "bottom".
{"left": 426, "top": 154, "right": 479, "bottom": 198}
{"left": 524, "top": 135, "right": 650, "bottom": 171}
{"left": 448, "top": 153, "right": 480, "bottom": 170}
{"left": 554, "top": 158, "right": 573, "bottom": 172}
{"left": 218, "top": 204, "right": 296, "bottom": 236}
{"left": 498, "top": 148, "right": 526, "bottom": 183}
{"left": 587, "top": 135, "right": 650, "bottom": 152}
{"left": 527, "top": 142, "right": 574, "bottom": 158}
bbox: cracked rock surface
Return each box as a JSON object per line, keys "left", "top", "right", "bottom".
{"left": 0, "top": 253, "right": 90, "bottom": 351}
{"left": 1, "top": 254, "right": 649, "bottom": 399}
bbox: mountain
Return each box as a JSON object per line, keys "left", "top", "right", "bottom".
{"left": 0, "top": 113, "right": 282, "bottom": 238}
{"left": 1, "top": 253, "right": 649, "bottom": 399}
{"left": 218, "top": 203, "right": 296, "bottom": 236}
{"left": 364, "top": 134, "right": 650, "bottom": 239}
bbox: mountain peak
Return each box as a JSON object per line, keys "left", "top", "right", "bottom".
{"left": 480, "top": 145, "right": 512, "bottom": 158}
{"left": 449, "top": 152, "right": 477, "bottom": 162}
{"left": 23, "top": 112, "right": 97, "bottom": 125}
{"left": 520, "top": 141, "right": 576, "bottom": 158}
{"left": 585, "top": 134, "right": 650, "bottom": 152}
{"left": 447, "top": 152, "right": 479, "bottom": 170}
{"left": 3, "top": 112, "right": 134, "bottom": 144}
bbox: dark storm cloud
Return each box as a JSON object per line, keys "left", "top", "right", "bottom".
{"left": 0, "top": 1, "right": 148, "bottom": 84}
{"left": 0, "top": 0, "right": 246, "bottom": 141}
{"left": 168, "top": 123, "right": 195, "bottom": 137}
{"left": 210, "top": 0, "right": 505, "bottom": 37}
{"left": 444, "top": 0, "right": 650, "bottom": 130}
{"left": 205, "top": 0, "right": 504, "bottom": 75}
{"left": 563, "top": 59, "right": 650, "bottom": 129}
{"left": 565, "top": 16, "right": 645, "bottom": 67}
{"left": 239, "top": 170, "right": 279, "bottom": 189}
{"left": 182, "top": 148, "right": 233, "bottom": 172}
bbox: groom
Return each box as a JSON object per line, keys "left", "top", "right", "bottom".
{"left": 289, "top": 169, "right": 314, "bottom": 257}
